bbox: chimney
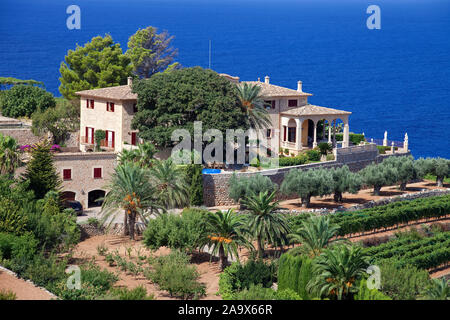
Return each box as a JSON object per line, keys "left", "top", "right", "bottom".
{"left": 297, "top": 81, "right": 303, "bottom": 92}
{"left": 127, "top": 77, "right": 133, "bottom": 86}
{"left": 264, "top": 75, "right": 270, "bottom": 84}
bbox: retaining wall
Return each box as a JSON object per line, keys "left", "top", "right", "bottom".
{"left": 202, "top": 144, "right": 411, "bottom": 207}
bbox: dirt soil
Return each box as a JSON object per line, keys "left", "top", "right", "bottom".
{"left": 70, "top": 235, "right": 222, "bottom": 300}
{"left": 0, "top": 270, "right": 54, "bottom": 300}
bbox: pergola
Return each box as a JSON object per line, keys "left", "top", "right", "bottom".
{"left": 280, "top": 104, "right": 352, "bottom": 151}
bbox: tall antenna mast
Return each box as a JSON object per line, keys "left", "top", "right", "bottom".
{"left": 209, "top": 40, "right": 212, "bottom": 69}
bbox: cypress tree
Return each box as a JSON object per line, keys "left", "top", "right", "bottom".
{"left": 22, "top": 140, "right": 61, "bottom": 199}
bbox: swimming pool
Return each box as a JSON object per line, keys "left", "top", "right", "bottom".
{"left": 202, "top": 168, "right": 222, "bottom": 174}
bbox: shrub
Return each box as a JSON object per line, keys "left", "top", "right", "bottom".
{"left": 219, "top": 259, "right": 276, "bottom": 299}
{"left": 276, "top": 288, "right": 303, "bottom": 300}
{"left": 94, "top": 130, "right": 106, "bottom": 151}
{"left": 109, "top": 285, "right": 154, "bottom": 300}
{"left": 143, "top": 208, "right": 209, "bottom": 252}
{"left": 336, "top": 133, "right": 366, "bottom": 145}
{"left": 318, "top": 142, "right": 332, "bottom": 155}
{"left": 278, "top": 153, "right": 308, "bottom": 167}
{"left": 0, "top": 198, "right": 28, "bottom": 235}
{"left": 232, "top": 284, "right": 276, "bottom": 300}
{"left": 305, "top": 149, "right": 321, "bottom": 162}
{"left": 378, "top": 260, "right": 430, "bottom": 300}
{"left": 326, "top": 153, "right": 335, "bottom": 161}
{"left": 147, "top": 251, "right": 206, "bottom": 299}
{"left": 354, "top": 279, "right": 392, "bottom": 300}
{"left": 0, "top": 289, "right": 16, "bottom": 300}
{"left": 0, "top": 84, "right": 55, "bottom": 118}
{"left": 277, "top": 253, "right": 314, "bottom": 299}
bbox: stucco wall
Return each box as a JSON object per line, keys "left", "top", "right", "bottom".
{"left": 80, "top": 98, "right": 124, "bottom": 152}
{"left": 54, "top": 152, "right": 117, "bottom": 208}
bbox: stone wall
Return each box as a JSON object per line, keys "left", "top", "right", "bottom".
{"left": 202, "top": 144, "right": 411, "bottom": 207}
{"left": 0, "top": 128, "right": 43, "bottom": 145}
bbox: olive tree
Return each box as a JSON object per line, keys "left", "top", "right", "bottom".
{"left": 359, "top": 162, "right": 398, "bottom": 195}
{"left": 415, "top": 157, "right": 450, "bottom": 187}
{"left": 382, "top": 156, "right": 417, "bottom": 190}
{"left": 228, "top": 173, "right": 277, "bottom": 206}
{"left": 280, "top": 168, "right": 332, "bottom": 207}
{"left": 330, "top": 165, "right": 362, "bottom": 202}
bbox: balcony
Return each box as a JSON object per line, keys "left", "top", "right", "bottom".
{"left": 80, "top": 136, "right": 94, "bottom": 145}
{"left": 100, "top": 139, "right": 114, "bottom": 150}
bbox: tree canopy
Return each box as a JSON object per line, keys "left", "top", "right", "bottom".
{"left": 59, "top": 35, "right": 132, "bottom": 100}
{"left": 126, "top": 26, "right": 179, "bottom": 79}
{"left": 131, "top": 67, "right": 248, "bottom": 148}
{"left": 0, "top": 85, "right": 55, "bottom": 118}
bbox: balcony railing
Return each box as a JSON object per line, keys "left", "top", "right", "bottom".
{"left": 80, "top": 136, "right": 94, "bottom": 145}
{"left": 100, "top": 139, "right": 114, "bottom": 149}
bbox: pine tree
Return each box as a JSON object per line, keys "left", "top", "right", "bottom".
{"left": 22, "top": 140, "right": 61, "bottom": 199}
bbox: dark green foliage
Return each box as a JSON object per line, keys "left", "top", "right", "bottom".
{"left": 228, "top": 173, "right": 277, "bottom": 203}
{"left": 94, "top": 130, "right": 106, "bottom": 151}
{"left": 323, "top": 194, "right": 450, "bottom": 236}
{"left": 305, "top": 149, "right": 321, "bottom": 162}
{"left": 415, "top": 157, "right": 450, "bottom": 187}
{"left": 132, "top": 67, "right": 248, "bottom": 148}
{"left": 0, "top": 197, "right": 28, "bottom": 235}
{"left": 0, "top": 77, "right": 44, "bottom": 88}
{"left": 22, "top": 141, "right": 61, "bottom": 199}
{"left": 0, "top": 84, "right": 55, "bottom": 118}
{"left": 147, "top": 251, "right": 206, "bottom": 299}
{"left": 335, "top": 133, "right": 366, "bottom": 145}
{"left": 277, "top": 253, "right": 314, "bottom": 299}
{"left": 182, "top": 164, "right": 203, "bottom": 206}
{"left": 377, "top": 145, "right": 397, "bottom": 154}
{"left": 318, "top": 142, "right": 332, "bottom": 155}
{"left": 31, "top": 99, "right": 79, "bottom": 145}
{"left": 219, "top": 259, "right": 276, "bottom": 299}
{"left": 277, "top": 154, "right": 308, "bottom": 167}
{"left": 59, "top": 35, "right": 132, "bottom": 100}
{"left": 364, "top": 231, "right": 450, "bottom": 270}
{"left": 143, "top": 208, "right": 209, "bottom": 252}
{"left": 377, "top": 260, "right": 430, "bottom": 300}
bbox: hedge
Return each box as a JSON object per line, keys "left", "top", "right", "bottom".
{"left": 335, "top": 133, "right": 366, "bottom": 145}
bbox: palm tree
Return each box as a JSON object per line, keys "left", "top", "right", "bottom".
{"left": 236, "top": 83, "right": 272, "bottom": 129}
{"left": 148, "top": 158, "right": 189, "bottom": 209}
{"left": 100, "top": 163, "right": 160, "bottom": 240}
{"left": 118, "top": 148, "right": 139, "bottom": 166}
{"left": 0, "top": 133, "right": 22, "bottom": 175}
{"left": 205, "top": 209, "right": 251, "bottom": 270}
{"left": 307, "top": 245, "right": 369, "bottom": 300}
{"left": 420, "top": 278, "right": 449, "bottom": 300}
{"left": 136, "top": 142, "right": 157, "bottom": 168}
{"left": 289, "top": 215, "right": 342, "bottom": 258}
{"left": 240, "top": 190, "right": 290, "bottom": 259}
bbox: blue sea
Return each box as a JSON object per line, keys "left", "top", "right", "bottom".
{"left": 0, "top": 0, "right": 449, "bottom": 158}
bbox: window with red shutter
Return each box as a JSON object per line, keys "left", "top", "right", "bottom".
{"left": 90, "top": 100, "right": 94, "bottom": 109}
{"left": 107, "top": 102, "right": 115, "bottom": 112}
{"left": 283, "top": 126, "right": 287, "bottom": 141}
{"left": 93, "top": 168, "right": 102, "bottom": 179}
{"left": 86, "top": 100, "right": 89, "bottom": 108}
{"left": 63, "top": 169, "right": 72, "bottom": 180}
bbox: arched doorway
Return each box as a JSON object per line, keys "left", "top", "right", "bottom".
{"left": 88, "top": 190, "right": 105, "bottom": 208}
{"left": 61, "top": 191, "right": 76, "bottom": 201}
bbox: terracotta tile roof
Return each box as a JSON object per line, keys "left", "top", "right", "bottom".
{"left": 281, "top": 104, "right": 352, "bottom": 117}
{"left": 75, "top": 85, "right": 137, "bottom": 101}
{"left": 242, "top": 81, "right": 312, "bottom": 97}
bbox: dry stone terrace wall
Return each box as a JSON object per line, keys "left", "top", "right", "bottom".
{"left": 203, "top": 144, "right": 411, "bottom": 207}
{"left": 0, "top": 128, "right": 43, "bottom": 145}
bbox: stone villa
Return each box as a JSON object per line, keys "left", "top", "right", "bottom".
{"left": 76, "top": 74, "right": 352, "bottom": 155}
